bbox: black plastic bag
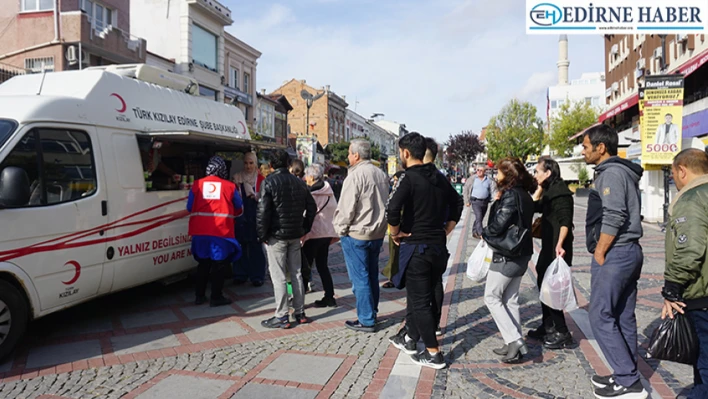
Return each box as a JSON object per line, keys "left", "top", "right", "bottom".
{"left": 646, "top": 312, "right": 698, "bottom": 365}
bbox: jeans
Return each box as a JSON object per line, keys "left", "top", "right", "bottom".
{"left": 589, "top": 242, "right": 643, "bottom": 388}
{"left": 471, "top": 199, "right": 489, "bottom": 236}
{"left": 303, "top": 238, "right": 335, "bottom": 299}
{"left": 485, "top": 270, "right": 524, "bottom": 344}
{"left": 688, "top": 309, "right": 708, "bottom": 399}
{"left": 195, "top": 258, "right": 229, "bottom": 300}
{"left": 405, "top": 244, "right": 449, "bottom": 348}
{"left": 341, "top": 236, "right": 383, "bottom": 326}
{"left": 232, "top": 240, "right": 266, "bottom": 283}
{"left": 265, "top": 238, "right": 305, "bottom": 318}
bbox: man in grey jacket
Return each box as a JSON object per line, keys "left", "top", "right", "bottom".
{"left": 582, "top": 124, "right": 647, "bottom": 399}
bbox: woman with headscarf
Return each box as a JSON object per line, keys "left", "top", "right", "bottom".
{"left": 232, "top": 152, "right": 267, "bottom": 286}
{"left": 187, "top": 156, "right": 243, "bottom": 307}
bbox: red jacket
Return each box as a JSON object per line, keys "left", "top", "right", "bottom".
{"left": 188, "top": 176, "right": 243, "bottom": 238}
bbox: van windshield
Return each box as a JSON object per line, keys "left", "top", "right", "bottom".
{"left": 0, "top": 119, "right": 17, "bottom": 149}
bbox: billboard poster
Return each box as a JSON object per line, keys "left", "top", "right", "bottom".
{"left": 296, "top": 137, "right": 317, "bottom": 167}
{"left": 640, "top": 75, "right": 684, "bottom": 165}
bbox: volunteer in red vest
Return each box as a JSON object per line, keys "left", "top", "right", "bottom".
{"left": 187, "top": 156, "right": 244, "bottom": 307}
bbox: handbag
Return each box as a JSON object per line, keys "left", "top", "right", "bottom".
{"left": 482, "top": 190, "right": 529, "bottom": 258}
{"left": 531, "top": 217, "right": 542, "bottom": 238}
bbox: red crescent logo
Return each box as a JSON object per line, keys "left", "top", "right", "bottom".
{"left": 207, "top": 183, "right": 217, "bottom": 193}
{"left": 62, "top": 260, "right": 81, "bottom": 285}
{"left": 238, "top": 121, "right": 246, "bottom": 135}
{"left": 110, "top": 93, "right": 127, "bottom": 113}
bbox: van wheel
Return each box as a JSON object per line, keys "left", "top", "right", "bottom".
{"left": 0, "top": 280, "right": 28, "bottom": 361}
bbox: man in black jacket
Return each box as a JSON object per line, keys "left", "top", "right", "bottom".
{"left": 387, "top": 133, "right": 463, "bottom": 369}
{"left": 257, "top": 150, "right": 317, "bottom": 329}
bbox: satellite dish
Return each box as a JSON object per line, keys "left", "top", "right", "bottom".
{"left": 301, "top": 89, "right": 313, "bottom": 100}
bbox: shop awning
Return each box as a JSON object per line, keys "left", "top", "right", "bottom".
{"left": 599, "top": 95, "right": 639, "bottom": 123}
{"left": 138, "top": 131, "right": 285, "bottom": 151}
{"left": 569, "top": 123, "right": 602, "bottom": 140}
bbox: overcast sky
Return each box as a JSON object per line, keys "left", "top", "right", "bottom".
{"left": 223, "top": 0, "right": 605, "bottom": 142}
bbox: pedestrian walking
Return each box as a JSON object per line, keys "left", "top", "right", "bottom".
{"left": 661, "top": 149, "right": 708, "bottom": 399}
{"left": 301, "top": 164, "right": 339, "bottom": 308}
{"left": 462, "top": 166, "right": 475, "bottom": 208}
{"left": 187, "top": 156, "right": 244, "bottom": 307}
{"left": 470, "top": 165, "right": 493, "bottom": 239}
{"left": 482, "top": 157, "right": 535, "bottom": 364}
{"left": 257, "top": 150, "right": 317, "bottom": 329}
{"left": 333, "top": 139, "right": 389, "bottom": 333}
{"left": 386, "top": 133, "right": 463, "bottom": 369}
{"left": 527, "top": 156, "right": 575, "bottom": 349}
{"left": 232, "top": 152, "right": 267, "bottom": 287}
{"left": 581, "top": 124, "right": 647, "bottom": 399}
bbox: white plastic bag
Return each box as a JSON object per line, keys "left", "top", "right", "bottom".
{"left": 466, "top": 240, "right": 492, "bottom": 282}
{"left": 539, "top": 257, "right": 578, "bottom": 311}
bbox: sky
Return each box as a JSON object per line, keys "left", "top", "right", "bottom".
{"left": 223, "top": 0, "right": 605, "bottom": 142}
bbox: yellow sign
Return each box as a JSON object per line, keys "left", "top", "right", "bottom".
{"left": 640, "top": 75, "right": 684, "bottom": 165}
{"left": 387, "top": 157, "right": 398, "bottom": 176}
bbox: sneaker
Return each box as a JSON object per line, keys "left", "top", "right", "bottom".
{"left": 591, "top": 375, "right": 615, "bottom": 389}
{"left": 344, "top": 320, "right": 375, "bottom": 333}
{"left": 261, "top": 316, "right": 292, "bottom": 329}
{"left": 411, "top": 350, "right": 446, "bottom": 370}
{"left": 313, "top": 297, "right": 337, "bottom": 308}
{"left": 594, "top": 380, "right": 647, "bottom": 399}
{"left": 389, "top": 333, "right": 417, "bottom": 355}
{"left": 435, "top": 326, "right": 443, "bottom": 337}
{"left": 294, "top": 313, "right": 312, "bottom": 324}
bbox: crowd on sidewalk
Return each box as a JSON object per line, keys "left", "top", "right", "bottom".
{"left": 183, "top": 124, "right": 708, "bottom": 399}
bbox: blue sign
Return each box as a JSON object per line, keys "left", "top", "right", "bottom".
{"left": 683, "top": 108, "right": 708, "bottom": 138}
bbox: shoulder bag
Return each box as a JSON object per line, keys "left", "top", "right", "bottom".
{"left": 483, "top": 190, "right": 529, "bottom": 258}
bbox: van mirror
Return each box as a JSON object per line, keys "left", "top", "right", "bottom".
{"left": 0, "top": 167, "right": 30, "bottom": 208}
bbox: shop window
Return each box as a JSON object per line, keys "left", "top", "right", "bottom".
{"left": 192, "top": 24, "right": 218, "bottom": 71}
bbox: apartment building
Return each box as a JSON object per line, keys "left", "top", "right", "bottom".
{"left": 223, "top": 32, "right": 260, "bottom": 127}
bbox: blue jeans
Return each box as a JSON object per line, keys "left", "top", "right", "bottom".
{"left": 232, "top": 240, "right": 266, "bottom": 283}
{"left": 589, "top": 242, "right": 643, "bottom": 387}
{"left": 688, "top": 309, "right": 708, "bottom": 399}
{"left": 341, "top": 236, "right": 383, "bottom": 326}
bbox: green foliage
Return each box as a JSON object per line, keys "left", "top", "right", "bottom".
{"left": 486, "top": 99, "right": 544, "bottom": 163}
{"left": 325, "top": 139, "right": 381, "bottom": 164}
{"left": 444, "top": 131, "right": 485, "bottom": 167}
{"left": 548, "top": 100, "right": 599, "bottom": 157}
{"left": 577, "top": 164, "right": 590, "bottom": 186}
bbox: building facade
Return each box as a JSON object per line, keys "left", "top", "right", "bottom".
{"left": 223, "top": 32, "right": 260, "bottom": 127}
{"left": 0, "top": 0, "right": 145, "bottom": 79}
{"left": 374, "top": 120, "right": 408, "bottom": 140}
{"left": 130, "top": 0, "right": 233, "bottom": 102}
{"left": 601, "top": 34, "right": 708, "bottom": 221}
{"left": 271, "top": 79, "right": 349, "bottom": 146}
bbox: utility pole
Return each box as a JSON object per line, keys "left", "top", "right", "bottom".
{"left": 658, "top": 34, "right": 670, "bottom": 229}
{"left": 300, "top": 89, "right": 324, "bottom": 137}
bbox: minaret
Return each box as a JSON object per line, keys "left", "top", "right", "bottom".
{"left": 557, "top": 35, "right": 570, "bottom": 85}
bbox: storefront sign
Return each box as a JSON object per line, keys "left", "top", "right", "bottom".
{"left": 640, "top": 75, "right": 684, "bottom": 165}
{"left": 296, "top": 137, "right": 317, "bottom": 167}
{"left": 682, "top": 108, "right": 708, "bottom": 138}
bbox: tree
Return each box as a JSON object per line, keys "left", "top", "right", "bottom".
{"left": 548, "top": 100, "right": 598, "bottom": 157}
{"left": 325, "top": 139, "right": 381, "bottom": 164}
{"left": 486, "top": 99, "right": 544, "bottom": 163}
{"left": 444, "top": 131, "right": 485, "bottom": 170}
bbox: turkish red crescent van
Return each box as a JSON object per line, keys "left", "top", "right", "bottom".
{"left": 0, "top": 64, "right": 257, "bottom": 359}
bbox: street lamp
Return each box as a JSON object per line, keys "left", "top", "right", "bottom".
{"left": 300, "top": 89, "right": 324, "bottom": 137}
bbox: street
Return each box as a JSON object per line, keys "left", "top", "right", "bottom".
{"left": 0, "top": 202, "right": 694, "bottom": 399}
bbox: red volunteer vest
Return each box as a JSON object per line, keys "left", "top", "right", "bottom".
{"left": 188, "top": 176, "right": 242, "bottom": 238}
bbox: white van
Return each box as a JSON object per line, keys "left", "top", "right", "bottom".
{"left": 0, "top": 65, "right": 260, "bottom": 358}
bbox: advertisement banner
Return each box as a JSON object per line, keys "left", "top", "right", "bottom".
{"left": 640, "top": 75, "right": 684, "bottom": 165}
{"left": 296, "top": 137, "right": 317, "bottom": 167}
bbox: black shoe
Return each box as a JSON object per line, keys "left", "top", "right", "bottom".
{"left": 593, "top": 380, "right": 647, "bottom": 399}
{"left": 527, "top": 326, "right": 549, "bottom": 340}
{"left": 252, "top": 280, "right": 264, "bottom": 287}
{"left": 543, "top": 332, "right": 574, "bottom": 350}
{"left": 492, "top": 344, "right": 509, "bottom": 356}
{"left": 435, "top": 326, "right": 443, "bottom": 337}
{"left": 411, "top": 350, "right": 446, "bottom": 370}
{"left": 293, "top": 313, "right": 312, "bottom": 324}
{"left": 389, "top": 333, "right": 417, "bottom": 355}
{"left": 344, "top": 320, "right": 375, "bottom": 333}
{"left": 261, "top": 316, "right": 292, "bottom": 329}
{"left": 195, "top": 295, "right": 207, "bottom": 305}
{"left": 591, "top": 375, "right": 615, "bottom": 389}
{"left": 314, "top": 297, "right": 337, "bottom": 308}
{"left": 501, "top": 338, "right": 528, "bottom": 364}
{"left": 210, "top": 296, "right": 233, "bottom": 307}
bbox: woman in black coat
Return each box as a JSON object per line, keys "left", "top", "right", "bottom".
{"left": 527, "top": 156, "right": 574, "bottom": 349}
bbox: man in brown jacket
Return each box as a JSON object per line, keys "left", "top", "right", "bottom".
{"left": 333, "top": 139, "right": 389, "bottom": 332}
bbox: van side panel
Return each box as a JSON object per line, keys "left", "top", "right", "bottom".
{"left": 97, "top": 130, "right": 195, "bottom": 293}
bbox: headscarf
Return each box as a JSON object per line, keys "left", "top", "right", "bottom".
{"left": 206, "top": 156, "right": 229, "bottom": 180}
{"left": 235, "top": 152, "right": 261, "bottom": 198}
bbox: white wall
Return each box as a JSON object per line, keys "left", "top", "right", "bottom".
{"left": 130, "top": 1, "right": 181, "bottom": 63}
{"left": 146, "top": 53, "right": 175, "bottom": 72}
{"left": 548, "top": 72, "right": 606, "bottom": 120}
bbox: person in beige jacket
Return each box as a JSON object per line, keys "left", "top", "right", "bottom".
{"left": 333, "top": 139, "right": 389, "bottom": 333}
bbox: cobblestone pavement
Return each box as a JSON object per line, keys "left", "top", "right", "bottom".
{"left": 0, "top": 200, "right": 694, "bottom": 398}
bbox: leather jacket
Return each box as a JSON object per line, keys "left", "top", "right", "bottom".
{"left": 256, "top": 168, "right": 317, "bottom": 242}
{"left": 483, "top": 186, "right": 535, "bottom": 259}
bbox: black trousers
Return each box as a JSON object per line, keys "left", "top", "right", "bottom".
{"left": 471, "top": 199, "right": 489, "bottom": 236}
{"left": 195, "top": 259, "right": 228, "bottom": 300}
{"left": 536, "top": 262, "right": 569, "bottom": 334}
{"left": 405, "top": 244, "right": 449, "bottom": 348}
{"left": 302, "top": 238, "right": 335, "bottom": 299}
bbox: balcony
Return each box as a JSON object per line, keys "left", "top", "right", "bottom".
{"left": 61, "top": 12, "right": 146, "bottom": 65}
{"left": 187, "top": 0, "right": 233, "bottom": 25}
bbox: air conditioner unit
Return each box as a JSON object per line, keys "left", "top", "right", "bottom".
{"left": 636, "top": 58, "right": 646, "bottom": 69}
{"left": 653, "top": 47, "right": 663, "bottom": 58}
{"left": 612, "top": 82, "right": 619, "bottom": 91}
{"left": 677, "top": 34, "right": 688, "bottom": 42}
{"left": 610, "top": 44, "right": 619, "bottom": 55}
{"left": 65, "top": 46, "right": 89, "bottom": 67}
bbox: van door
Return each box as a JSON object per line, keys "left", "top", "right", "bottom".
{"left": 0, "top": 124, "right": 108, "bottom": 311}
